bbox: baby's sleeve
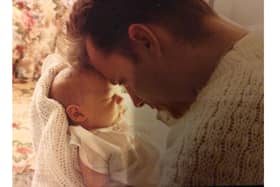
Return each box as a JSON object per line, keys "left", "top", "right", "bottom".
{"left": 69, "top": 126, "right": 111, "bottom": 174}
{"left": 77, "top": 141, "right": 109, "bottom": 174}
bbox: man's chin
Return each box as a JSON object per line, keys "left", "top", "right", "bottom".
{"left": 156, "top": 107, "right": 185, "bottom": 126}
{"left": 140, "top": 99, "right": 186, "bottom": 118}
{"left": 156, "top": 110, "right": 177, "bottom": 127}
{"left": 144, "top": 102, "right": 161, "bottom": 110}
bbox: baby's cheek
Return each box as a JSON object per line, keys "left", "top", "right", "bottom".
{"left": 99, "top": 103, "right": 117, "bottom": 124}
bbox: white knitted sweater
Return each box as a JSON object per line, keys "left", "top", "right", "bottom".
{"left": 160, "top": 29, "right": 263, "bottom": 186}
{"left": 30, "top": 54, "right": 85, "bottom": 187}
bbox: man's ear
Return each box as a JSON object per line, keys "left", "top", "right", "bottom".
{"left": 66, "top": 104, "right": 87, "bottom": 123}
{"left": 128, "top": 24, "right": 162, "bottom": 59}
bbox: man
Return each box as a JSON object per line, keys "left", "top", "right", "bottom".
{"left": 67, "top": 0, "right": 263, "bottom": 186}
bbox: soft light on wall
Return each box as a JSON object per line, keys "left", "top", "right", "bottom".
{"left": 210, "top": 0, "right": 264, "bottom": 26}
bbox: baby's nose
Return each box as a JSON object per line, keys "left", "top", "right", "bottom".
{"left": 114, "top": 94, "right": 123, "bottom": 104}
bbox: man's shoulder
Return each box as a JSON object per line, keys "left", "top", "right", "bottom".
{"left": 234, "top": 25, "right": 264, "bottom": 60}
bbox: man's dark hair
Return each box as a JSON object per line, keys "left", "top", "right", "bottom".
{"left": 67, "top": 0, "right": 216, "bottom": 56}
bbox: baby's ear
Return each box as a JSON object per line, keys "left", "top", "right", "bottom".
{"left": 66, "top": 105, "right": 87, "bottom": 123}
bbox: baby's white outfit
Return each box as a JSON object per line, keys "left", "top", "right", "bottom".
{"left": 69, "top": 120, "right": 160, "bottom": 187}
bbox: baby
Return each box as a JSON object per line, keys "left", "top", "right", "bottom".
{"left": 50, "top": 65, "right": 160, "bottom": 187}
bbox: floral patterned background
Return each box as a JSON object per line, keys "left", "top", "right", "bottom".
{"left": 12, "top": 0, "right": 73, "bottom": 82}
{"left": 12, "top": 0, "right": 74, "bottom": 186}
{"left": 13, "top": 82, "right": 35, "bottom": 186}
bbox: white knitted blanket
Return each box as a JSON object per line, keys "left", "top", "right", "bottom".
{"left": 30, "top": 54, "right": 85, "bottom": 187}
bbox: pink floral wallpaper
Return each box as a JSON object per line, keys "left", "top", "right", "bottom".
{"left": 13, "top": 82, "right": 35, "bottom": 186}
{"left": 13, "top": 0, "right": 73, "bottom": 81}
{"left": 12, "top": 1, "right": 74, "bottom": 186}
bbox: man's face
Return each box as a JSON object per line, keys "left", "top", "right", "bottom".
{"left": 85, "top": 38, "right": 167, "bottom": 110}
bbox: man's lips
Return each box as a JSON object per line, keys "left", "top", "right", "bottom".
{"left": 135, "top": 100, "right": 145, "bottom": 107}
{"left": 129, "top": 93, "right": 161, "bottom": 110}
{"left": 141, "top": 100, "right": 161, "bottom": 110}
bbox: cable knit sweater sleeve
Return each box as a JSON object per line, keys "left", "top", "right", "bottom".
{"left": 160, "top": 28, "right": 264, "bottom": 186}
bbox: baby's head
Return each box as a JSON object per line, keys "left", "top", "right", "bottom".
{"left": 50, "top": 65, "right": 125, "bottom": 130}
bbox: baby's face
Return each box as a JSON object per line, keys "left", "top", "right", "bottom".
{"left": 79, "top": 71, "right": 126, "bottom": 129}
